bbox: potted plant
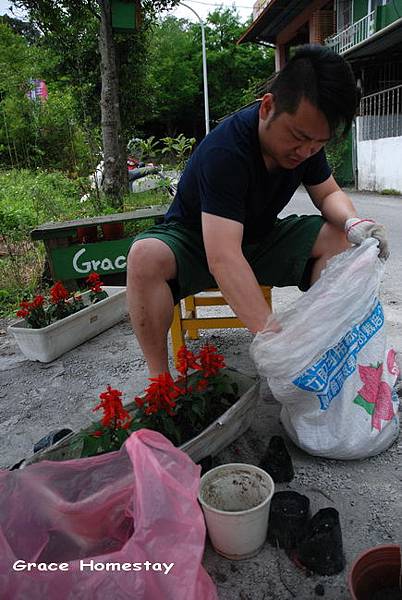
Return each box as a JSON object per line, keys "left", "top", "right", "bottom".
{"left": 23, "top": 344, "right": 260, "bottom": 465}
{"left": 76, "top": 225, "right": 99, "bottom": 243}
{"left": 8, "top": 274, "right": 127, "bottom": 362}
{"left": 101, "top": 221, "right": 125, "bottom": 240}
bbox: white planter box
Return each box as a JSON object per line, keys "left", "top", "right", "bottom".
{"left": 23, "top": 368, "right": 260, "bottom": 466}
{"left": 8, "top": 286, "right": 127, "bottom": 363}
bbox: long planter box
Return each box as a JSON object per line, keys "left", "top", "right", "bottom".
{"left": 23, "top": 368, "right": 260, "bottom": 466}
{"left": 8, "top": 286, "right": 127, "bottom": 363}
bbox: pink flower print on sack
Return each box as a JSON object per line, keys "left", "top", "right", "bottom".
{"left": 354, "top": 363, "right": 395, "bottom": 432}
{"left": 387, "top": 349, "right": 400, "bottom": 377}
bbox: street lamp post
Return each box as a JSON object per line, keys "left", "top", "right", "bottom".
{"left": 180, "top": 3, "right": 210, "bottom": 135}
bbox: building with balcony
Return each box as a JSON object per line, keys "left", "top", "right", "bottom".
{"left": 239, "top": 0, "right": 402, "bottom": 193}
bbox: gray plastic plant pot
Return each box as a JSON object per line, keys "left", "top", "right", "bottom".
{"left": 22, "top": 368, "right": 260, "bottom": 467}
{"left": 8, "top": 286, "right": 127, "bottom": 363}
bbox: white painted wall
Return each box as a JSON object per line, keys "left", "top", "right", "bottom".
{"left": 357, "top": 118, "right": 402, "bottom": 193}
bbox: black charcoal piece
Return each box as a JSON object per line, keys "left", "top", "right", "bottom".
{"left": 260, "top": 436, "right": 294, "bottom": 483}
{"left": 296, "top": 508, "right": 345, "bottom": 576}
{"left": 267, "top": 491, "right": 310, "bottom": 552}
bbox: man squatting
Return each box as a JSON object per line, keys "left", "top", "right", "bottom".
{"left": 127, "top": 44, "right": 389, "bottom": 377}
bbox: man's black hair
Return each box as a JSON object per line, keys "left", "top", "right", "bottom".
{"left": 268, "top": 44, "right": 358, "bottom": 137}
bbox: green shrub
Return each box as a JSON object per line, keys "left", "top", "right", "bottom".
{"left": 380, "top": 188, "right": 401, "bottom": 196}
{"left": 0, "top": 169, "right": 84, "bottom": 239}
{"left": 325, "top": 137, "right": 349, "bottom": 179}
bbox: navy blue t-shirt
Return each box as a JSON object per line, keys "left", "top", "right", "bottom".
{"left": 165, "top": 102, "right": 331, "bottom": 243}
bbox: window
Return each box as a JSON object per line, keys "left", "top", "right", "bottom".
{"left": 337, "top": 0, "right": 353, "bottom": 31}
{"left": 369, "top": 0, "right": 387, "bottom": 11}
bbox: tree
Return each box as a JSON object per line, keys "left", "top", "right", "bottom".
{"left": 200, "top": 8, "right": 274, "bottom": 122}
{"left": 0, "top": 21, "right": 94, "bottom": 172}
{"left": 144, "top": 8, "right": 274, "bottom": 139}
{"left": 14, "top": 0, "right": 180, "bottom": 207}
{"left": 145, "top": 17, "right": 199, "bottom": 136}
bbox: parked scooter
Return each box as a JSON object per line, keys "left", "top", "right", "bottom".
{"left": 81, "top": 156, "right": 178, "bottom": 203}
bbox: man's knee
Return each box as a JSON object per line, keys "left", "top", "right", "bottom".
{"left": 127, "top": 238, "right": 177, "bottom": 282}
{"left": 311, "top": 222, "right": 350, "bottom": 259}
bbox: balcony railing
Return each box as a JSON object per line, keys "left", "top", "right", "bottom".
{"left": 325, "top": 10, "right": 375, "bottom": 54}
{"left": 359, "top": 84, "right": 402, "bottom": 141}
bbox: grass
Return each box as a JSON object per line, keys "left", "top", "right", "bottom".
{"left": 380, "top": 189, "right": 402, "bottom": 196}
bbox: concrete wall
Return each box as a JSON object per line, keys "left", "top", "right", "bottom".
{"left": 356, "top": 118, "right": 402, "bottom": 192}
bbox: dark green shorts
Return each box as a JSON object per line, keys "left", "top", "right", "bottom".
{"left": 133, "top": 215, "right": 325, "bottom": 304}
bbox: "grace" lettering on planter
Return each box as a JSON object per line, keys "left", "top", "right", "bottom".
{"left": 73, "top": 248, "right": 127, "bottom": 274}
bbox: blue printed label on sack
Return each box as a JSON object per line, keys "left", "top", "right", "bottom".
{"left": 292, "top": 301, "right": 384, "bottom": 410}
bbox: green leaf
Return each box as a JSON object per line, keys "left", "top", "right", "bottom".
{"left": 353, "top": 394, "right": 375, "bottom": 415}
{"left": 191, "top": 403, "right": 204, "bottom": 418}
{"left": 81, "top": 434, "right": 105, "bottom": 458}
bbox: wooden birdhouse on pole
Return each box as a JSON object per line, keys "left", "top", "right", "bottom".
{"left": 110, "top": 0, "right": 141, "bottom": 31}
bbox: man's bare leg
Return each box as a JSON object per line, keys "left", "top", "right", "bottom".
{"left": 126, "top": 239, "right": 177, "bottom": 377}
{"left": 310, "top": 222, "right": 350, "bottom": 284}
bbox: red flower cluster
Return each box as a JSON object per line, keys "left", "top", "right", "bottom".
{"left": 135, "top": 373, "right": 182, "bottom": 416}
{"left": 86, "top": 272, "right": 104, "bottom": 293}
{"left": 50, "top": 281, "right": 70, "bottom": 304}
{"left": 198, "top": 344, "right": 226, "bottom": 377}
{"left": 16, "top": 295, "right": 45, "bottom": 318}
{"left": 176, "top": 345, "right": 202, "bottom": 376}
{"left": 177, "top": 344, "right": 225, "bottom": 378}
{"left": 134, "top": 344, "right": 225, "bottom": 417}
{"left": 93, "top": 385, "right": 132, "bottom": 430}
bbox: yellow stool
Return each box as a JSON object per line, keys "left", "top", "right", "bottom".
{"left": 170, "top": 286, "right": 272, "bottom": 361}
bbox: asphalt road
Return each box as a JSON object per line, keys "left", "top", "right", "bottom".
{"left": 281, "top": 187, "right": 402, "bottom": 307}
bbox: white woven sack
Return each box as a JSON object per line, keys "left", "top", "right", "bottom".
{"left": 251, "top": 239, "right": 400, "bottom": 460}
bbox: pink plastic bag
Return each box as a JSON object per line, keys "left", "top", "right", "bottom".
{"left": 0, "top": 429, "right": 217, "bottom": 600}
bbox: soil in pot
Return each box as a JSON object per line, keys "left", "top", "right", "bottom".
{"left": 296, "top": 507, "right": 345, "bottom": 575}
{"left": 267, "top": 491, "right": 310, "bottom": 553}
{"left": 173, "top": 391, "right": 237, "bottom": 445}
{"left": 259, "top": 435, "right": 294, "bottom": 482}
{"left": 77, "top": 225, "right": 98, "bottom": 243}
{"left": 370, "top": 588, "right": 402, "bottom": 600}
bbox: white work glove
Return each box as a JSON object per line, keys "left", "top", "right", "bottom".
{"left": 345, "top": 217, "right": 389, "bottom": 260}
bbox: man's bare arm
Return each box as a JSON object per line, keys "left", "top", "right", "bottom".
{"left": 306, "top": 175, "right": 357, "bottom": 228}
{"left": 201, "top": 212, "right": 271, "bottom": 334}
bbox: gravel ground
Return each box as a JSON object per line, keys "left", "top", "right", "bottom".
{"left": 1, "top": 287, "right": 401, "bottom": 599}
{"left": 1, "top": 189, "right": 402, "bottom": 599}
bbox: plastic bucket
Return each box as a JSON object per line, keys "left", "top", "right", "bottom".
{"left": 198, "top": 463, "right": 274, "bottom": 560}
{"left": 348, "top": 544, "right": 401, "bottom": 600}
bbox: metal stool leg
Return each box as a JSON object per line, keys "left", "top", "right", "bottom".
{"left": 184, "top": 295, "right": 199, "bottom": 340}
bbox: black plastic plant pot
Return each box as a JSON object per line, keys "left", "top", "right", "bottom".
{"left": 259, "top": 435, "right": 294, "bottom": 483}
{"left": 33, "top": 428, "right": 73, "bottom": 454}
{"left": 267, "top": 491, "right": 311, "bottom": 553}
{"left": 297, "top": 507, "right": 345, "bottom": 576}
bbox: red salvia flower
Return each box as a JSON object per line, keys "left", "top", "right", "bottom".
{"left": 50, "top": 281, "right": 70, "bottom": 304}
{"left": 196, "top": 378, "right": 209, "bottom": 391}
{"left": 31, "top": 295, "right": 45, "bottom": 309}
{"left": 93, "top": 385, "right": 132, "bottom": 430}
{"left": 135, "top": 372, "right": 183, "bottom": 416}
{"left": 91, "top": 430, "right": 104, "bottom": 438}
{"left": 197, "top": 344, "right": 225, "bottom": 377}
{"left": 16, "top": 297, "right": 47, "bottom": 325}
{"left": 175, "top": 345, "right": 202, "bottom": 376}
{"left": 86, "top": 272, "right": 104, "bottom": 293}
{"left": 17, "top": 300, "right": 32, "bottom": 318}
